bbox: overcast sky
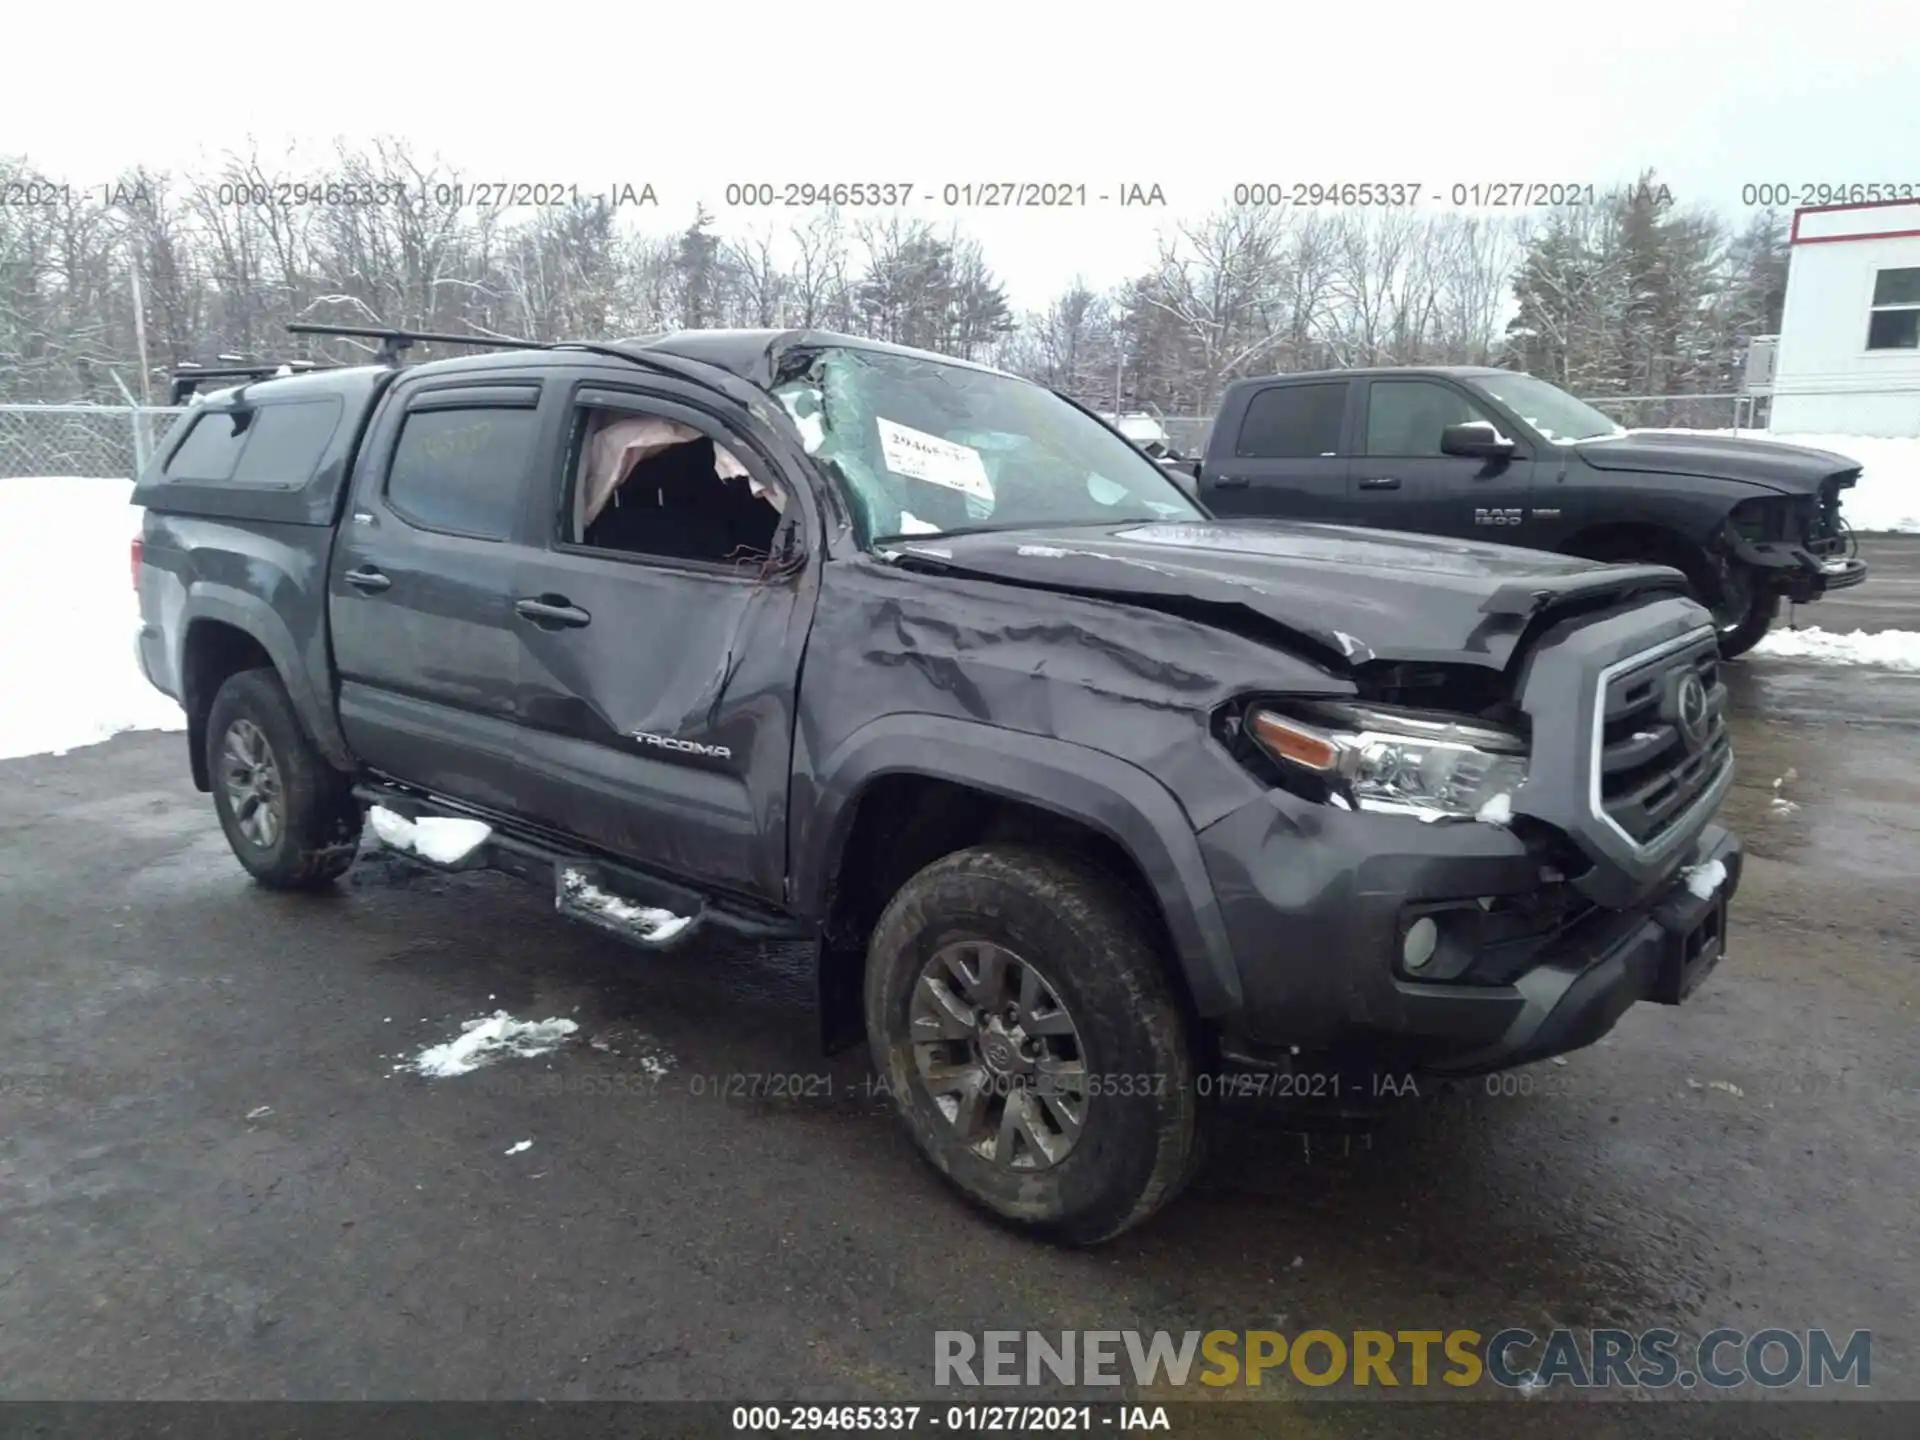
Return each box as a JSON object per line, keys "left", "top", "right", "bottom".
{"left": 5, "top": 0, "right": 1912, "bottom": 311}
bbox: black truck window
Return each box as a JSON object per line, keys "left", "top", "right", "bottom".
{"left": 1363, "top": 381, "right": 1490, "bottom": 457}
{"left": 386, "top": 407, "right": 539, "bottom": 540}
{"left": 1235, "top": 383, "right": 1347, "bottom": 459}
{"left": 163, "top": 411, "right": 247, "bottom": 481}
{"left": 163, "top": 399, "right": 343, "bottom": 486}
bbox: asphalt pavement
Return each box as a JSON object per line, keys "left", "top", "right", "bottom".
{"left": 1, "top": 540, "right": 1915, "bottom": 1415}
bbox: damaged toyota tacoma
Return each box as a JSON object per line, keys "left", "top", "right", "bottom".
{"left": 1191, "top": 366, "right": 1868, "bottom": 657}
{"left": 133, "top": 324, "right": 1743, "bottom": 1244}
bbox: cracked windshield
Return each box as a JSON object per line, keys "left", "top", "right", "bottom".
{"left": 774, "top": 347, "right": 1202, "bottom": 541}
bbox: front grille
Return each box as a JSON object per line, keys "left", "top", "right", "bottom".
{"left": 1594, "top": 631, "right": 1730, "bottom": 849}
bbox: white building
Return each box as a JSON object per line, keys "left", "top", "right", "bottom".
{"left": 1771, "top": 200, "right": 1920, "bottom": 437}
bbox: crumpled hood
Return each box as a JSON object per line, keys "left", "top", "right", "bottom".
{"left": 1576, "top": 431, "right": 1863, "bottom": 494}
{"left": 882, "top": 519, "right": 1686, "bottom": 670}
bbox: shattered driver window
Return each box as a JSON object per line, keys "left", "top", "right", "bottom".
{"left": 772, "top": 348, "right": 1202, "bottom": 543}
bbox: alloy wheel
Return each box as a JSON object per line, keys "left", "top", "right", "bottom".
{"left": 909, "top": 939, "right": 1089, "bottom": 1170}
{"left": 221, "top": 718, "right": 284, "bottom": 849}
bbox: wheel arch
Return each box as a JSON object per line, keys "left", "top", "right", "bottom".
{"left": 178, "top": 589, "right": 353, "bottom": 789}
{"left": 1560, "top": 520, "right": 1724, "bottom": 598}
{"left": 796, "top": 716, "right": 1243, "bottom": 1050}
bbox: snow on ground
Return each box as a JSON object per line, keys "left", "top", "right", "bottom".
{"left": 1632, "top": 431, "right": 1920, "bottom": 534}
{"left": 396, "top": 1011, "right": 580, "bottom": 1078}
{"left": 1753, "top": 626, "right": 1920, "bottom": 672}
{"left": 0, "top": 476, "right": 186, "bottom": 760}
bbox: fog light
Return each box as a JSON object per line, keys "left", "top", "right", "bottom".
{"left": 1402, "top": 916, "right": 1439, "bottom": 971}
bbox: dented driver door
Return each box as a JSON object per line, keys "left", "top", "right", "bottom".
{"left": 508, "top": 380, "right": 813, "bottom": 903}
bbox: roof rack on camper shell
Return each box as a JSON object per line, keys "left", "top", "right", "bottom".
{"left": 167, "top": 360, "right": 342, "bottom": 405}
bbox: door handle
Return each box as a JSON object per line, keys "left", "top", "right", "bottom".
{"left": 1211, "top": 474, "right": 1251, "bottom": 490}
{"left": 1358, "top": 476, "right": 1402, "bottom": 490}
{"left": 515, "top": 596, "right": 592, "bottom": 629}
{"left": 344, "top": 566, "right": 392, "bottom": 592}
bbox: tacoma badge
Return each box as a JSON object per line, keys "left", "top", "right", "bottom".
{"left": 632, "top": 732, "right": 733, "bottom": 760}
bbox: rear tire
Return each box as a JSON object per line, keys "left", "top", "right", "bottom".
{"left": 206, "top": 668, "right": 362, "bottom": 890}
{"left": 864, "top": 845, "right": 1198, "bottom": 1246}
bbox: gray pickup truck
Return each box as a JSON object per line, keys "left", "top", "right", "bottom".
{"left": 131, "top": 324, "right": 1744, "bottom": 1244}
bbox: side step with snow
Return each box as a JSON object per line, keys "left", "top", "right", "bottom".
{"left": 351, "top": 783, "right": 809, "bottom": 955}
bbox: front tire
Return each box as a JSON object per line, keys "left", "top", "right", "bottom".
{"left": 1714, "top": 590, "right": 1779, "bottom": 660}
{"left": 206, "top": 668, "right": 362, "bottom": 890}
{"left": 1568, "top": 535, "right": 1775, "bottom": 660}
{"left": 864, "top": 845, "right": 1198, "bottom": 1245}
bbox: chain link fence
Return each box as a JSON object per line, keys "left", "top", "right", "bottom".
{"left": 0, "top": 404, "right": 190, "bottom": 481}
{"left": 1576, "top": 394, "right": 1768, "bottom": 432}
{"left": 0, "top": 387, "right": 1907, "bottom": 482}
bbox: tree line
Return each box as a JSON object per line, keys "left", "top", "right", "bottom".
{"left": 2, "top": 141, "right": 1788, "bottom": 414}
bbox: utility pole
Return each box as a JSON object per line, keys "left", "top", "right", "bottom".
{"left": 128, "top": 243, "right": 153, "bottom": 406}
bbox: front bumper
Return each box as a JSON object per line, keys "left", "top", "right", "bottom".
{"left": 1195, "top": 784, "right": 1743, "bottom": 1075}
{"left": 1730, "top": 536, "right": 1868, "bottom": 603}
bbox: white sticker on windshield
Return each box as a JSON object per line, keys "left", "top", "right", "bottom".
{"left": 876, "top": 418, "right": 994, "bottom": 502}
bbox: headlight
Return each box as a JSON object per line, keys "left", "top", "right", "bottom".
{"left": 1247, "top": 702, "right": 1528, "bottom": 822}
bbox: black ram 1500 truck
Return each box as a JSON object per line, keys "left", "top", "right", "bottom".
{"left": 1190, "top": 366, "right": 1869, "bottom": 657}
{"left": 132, "top": 326, "right": 1744, "bottom": 1244}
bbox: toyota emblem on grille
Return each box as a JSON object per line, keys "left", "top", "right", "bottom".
{"left": 1673, "top": 671, "right": 1711, "bottom": 751}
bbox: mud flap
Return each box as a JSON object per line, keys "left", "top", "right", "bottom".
{"left": 817, "top": 940, "right": 865, "bottom": 1055}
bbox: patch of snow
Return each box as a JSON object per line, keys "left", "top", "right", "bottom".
{"left": 1707, "top": 1079, "right": 1744, "bottom": 1097}
{"left": 1631, "top": 430, "right": 1920, "bottom": 533}
{"left": 504, "top": 1139, "right": 533, "bottom": 1155}
{"left": 1770, "top": 797, "right": 1801, "bottom": 816}
{"left": 245, "top": 1105, "right": 273, "bottom": 1120}
{"left": 1331, "top": 631, "right": 1372, "bottom": 662}
{"left": 558, "top": 868, "right": 692, "bottom": 943}
{"left": 1680, "top": 858, "right": 1728, "bottom": 900}
{"left": 367, "top": 805, "right": 492, "bottom": 863}
{"left": 1476, "top": 792, "right": 1514, "bottom": 826}
{"left": 896, "top": 511, "right": 940, "bottom": 534}
{"left": 1753, "top": 627, "right": 1920, "bottom": 672}
{"left": 0, "top": 477, "right": 188, "bottom": 759}
{"left": 396, "top": 1011, "right": 579, "bottom": 1078}
{"left": 1016, "top": 544, "right": 1072, "bottom": 558}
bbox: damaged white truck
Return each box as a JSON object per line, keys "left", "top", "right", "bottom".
{"left": 132, "top": 324, "right": 1743, "bottom": 1244}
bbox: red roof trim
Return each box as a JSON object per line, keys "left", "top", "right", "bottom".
{"left": 1791, "top": 198, "right": 1920, "bottom": 245}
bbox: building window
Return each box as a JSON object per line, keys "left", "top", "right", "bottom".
{"left": 1866, "top": 267, "right": 1920, "bottom": 350}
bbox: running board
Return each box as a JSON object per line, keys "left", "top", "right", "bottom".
{"left": 554, "top": 859, "right": 705, "bottom": 952}
{"left": 350, "top": 782, "right": 810, "bottom": 955}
